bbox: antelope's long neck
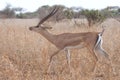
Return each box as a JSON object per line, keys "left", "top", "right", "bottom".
{"left": 38, "top": 29, "right": 56, "bottom": 44}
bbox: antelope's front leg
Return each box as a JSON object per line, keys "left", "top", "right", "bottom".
{"left": 47, "top": 50, "right": 61, "bottom": 74}
{"left": 65, "top": 48, "right": 71, "bottom": 73}
{"left": 64, "top": 48, "right": 71, "bottom": 72}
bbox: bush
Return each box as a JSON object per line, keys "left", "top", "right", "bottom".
{"left": 64, "top": 9, "right": 74, "bottom": 19}
{"left": 1, "top": 4, "right": 16, "bottom": 18}
{"left": 81, "top": 9, "right": 106, "bottom": 26}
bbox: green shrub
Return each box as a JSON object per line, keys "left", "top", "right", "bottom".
{"left": 81, "top": 9, "right": 106, "bottom": 26}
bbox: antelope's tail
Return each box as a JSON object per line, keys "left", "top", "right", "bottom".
{"left": 94, "top": 32, "right": 109, "bottom": 60}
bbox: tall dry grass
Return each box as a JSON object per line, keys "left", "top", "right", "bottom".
{"left": 0, "top": 18, "right": 120, "bottom": 80}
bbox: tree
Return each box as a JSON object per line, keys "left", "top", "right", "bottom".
{"left": 13, "top": 7, "right": 26, "bottom": 18}
{"left": 118, "top": 8, "right": 120, "bottom": 12}
{"left": 1, "top": 4, "right": 15, "bottom": 18}
{"left": 51, "top": 5, "right": 66, "bottom": 21}
{"left": 81, "top": 9, "right": 106, "bottom": 26}
{"left": 64, "top": 8, "right": 74, "bottom": 19}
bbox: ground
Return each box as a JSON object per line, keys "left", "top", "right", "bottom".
{"left": 0, "top": 18, "right": 120, "bottom": 80}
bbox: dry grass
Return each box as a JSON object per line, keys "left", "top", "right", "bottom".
{"left": 0, "top": 18, "right": 120, "bottom": 80}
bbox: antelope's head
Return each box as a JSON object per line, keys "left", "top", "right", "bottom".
{"left": 29, "top": 7, "right": 58, "bottom": 32}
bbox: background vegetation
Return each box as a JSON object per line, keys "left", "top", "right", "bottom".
{"left": 0, "top": 4, "right": 120, "bottom": 26}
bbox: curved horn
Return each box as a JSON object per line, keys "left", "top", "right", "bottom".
{"left": 36, "top": 7, "right": 59, "bottom": 28}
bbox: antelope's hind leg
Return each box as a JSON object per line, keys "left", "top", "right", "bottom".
{"left": 88, "top": 47, "right": 98, "bottom": 72}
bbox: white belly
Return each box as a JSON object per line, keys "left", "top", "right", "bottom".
{"left": 65, "top": 43, "right": 85, "bottom": 50}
